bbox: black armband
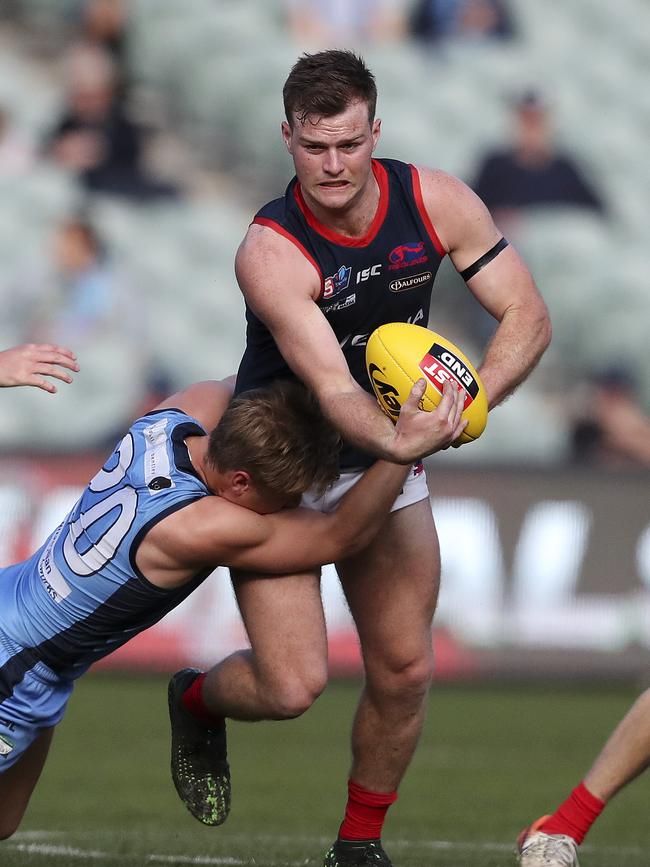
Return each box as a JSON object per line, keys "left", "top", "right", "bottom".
{"left": 460, "top": 237, "right": 509, "bottom": 282}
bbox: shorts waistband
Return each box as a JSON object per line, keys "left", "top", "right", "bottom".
{"left": 0, "top": 629, "right": 59, "bottom": 685}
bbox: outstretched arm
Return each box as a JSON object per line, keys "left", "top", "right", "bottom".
{"left": 0, "top": 343, "right": 79, "bottom": 393}
{"left": 150, "top": 380, "right": 465, "bottom": 580}
{"left": 224, "top": 378, "right": 466, "bottom": 572}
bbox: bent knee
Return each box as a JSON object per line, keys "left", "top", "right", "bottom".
{"left": 265, "top": 670, "right": 327, "bottom": 719}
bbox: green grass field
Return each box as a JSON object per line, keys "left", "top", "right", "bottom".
{"left": 4, "top": 674, "right": 649, "bottom": 867}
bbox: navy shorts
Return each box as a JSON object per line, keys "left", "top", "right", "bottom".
{"left": 0, "top": 634, "right": 72, "bottom": 772}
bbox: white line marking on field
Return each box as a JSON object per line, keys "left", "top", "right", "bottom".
{"left": 8, "top": 831, "right": 650, "bottom": 862}
{"left": 150, "top": 857, "right": 308, "bottom": 866}
{"left": 9, "top": 843, "right": 114, "bottom": 860}
{"left": 147, "top": 858, "right": 248, "bottom": 865}
{"left": 6, "top": 843, "right": 284, "bottom": 866}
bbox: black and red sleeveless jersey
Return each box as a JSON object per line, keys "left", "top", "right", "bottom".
{"left": 235, "top": 157, "right": 446, "bottom": 469}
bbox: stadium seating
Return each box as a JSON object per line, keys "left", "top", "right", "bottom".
{"left": 1, "top": 0, "right": 648, "bottom": 458}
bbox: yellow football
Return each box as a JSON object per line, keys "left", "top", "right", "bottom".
{"left": 365, "top": 322, "right": 488, "bottom": 444}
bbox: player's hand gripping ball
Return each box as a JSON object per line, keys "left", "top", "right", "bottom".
{"left": 366, "top": 322, "right": 488, "bottom": 444}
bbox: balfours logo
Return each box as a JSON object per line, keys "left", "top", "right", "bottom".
{"left": 389, "top": 271, "right": 432, "bottom": 292}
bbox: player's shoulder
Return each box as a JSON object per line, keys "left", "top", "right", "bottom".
{"left": 412, "top": 165, "right": 478, "bottom": 204}
{"left": 236, "top": 218, "right": 320, "bottom": 301}
{"left": 237, "top": 220, "right": 286, "bottom": 259}
{"left": 153, "top": 380, "right": 232, "bottom": 431}
{"left": 237, "top": 221, "right": 304, "bottom": 277}
{"left": 413, "top": 164, "right": 492, "bottom": 238}
{"left": 125, "top": 405, "right": 204, "bottom": 467}
{"left": 128, "top": 405, "right": 194, "bottom": 436}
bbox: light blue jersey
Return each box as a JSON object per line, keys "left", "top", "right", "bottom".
{"left": 0, "top": 408, "right": 212, "bottom": 767}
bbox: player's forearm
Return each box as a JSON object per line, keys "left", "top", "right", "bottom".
{"left": 328, "top": 460, "right": 411, "bottom": 555}
{"left": 479, "top": 301, "right": 551, "bottom": 409}
{"left": 317, "top": 386, "right": 414, "bottom": 464}
{"left": 224, "top": 461, "right": 410, "bottom": 573}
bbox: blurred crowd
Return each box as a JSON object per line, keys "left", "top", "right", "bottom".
{"left": 0, "top": 0, "right": 648, "bottom": 467}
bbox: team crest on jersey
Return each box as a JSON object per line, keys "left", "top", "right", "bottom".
{"left": 388, "top": 242, "right": 428, "bottom": 271}
{"left": 323, "top": 265, "right": 352, "bottom": 299}
{"left": 0, "top": 734, "right": 15, "bottom": 756}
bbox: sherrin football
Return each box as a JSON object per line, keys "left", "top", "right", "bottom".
{"left": 366, "top": 322, "right": 488, "bottom": 444}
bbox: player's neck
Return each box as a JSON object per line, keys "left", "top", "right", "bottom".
{"left": 301, "top": 173, "right": 380, "bottom": 239}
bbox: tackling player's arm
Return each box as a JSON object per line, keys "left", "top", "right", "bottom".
{"left": 143, "top": 380, "right": 465, "bottom": 584}
{"left": 416, "top": 167, "right": 552, "bottom": 409}
{"left": 236, "top": 225, "right": 458, "bottom": 464}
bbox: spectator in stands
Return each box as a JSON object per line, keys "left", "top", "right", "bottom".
{"left": 10, "top": 217, "right": 126, "bottom": 350}
{"left": 68, "top": 0, "right": 131, "bottom": 114}
{"left": 286, "top": 0, "right": 405, "bottom": 46}
{"left": 570, "top": 364, "right": 650, "bottom": 468}
{"left": 45, "top": 44, "right": 176, "bottom": 200}
{"left": 472, "top": 90, "right": 605, "bottom": 227}
{"left": 1, "top": 215, "right": 149, "bottom": 446}
{"left": 76, "top": 0, "right": 128, "bottom": 65}
{"left": 0, "top": 106, "right": 35, "bottom": 178}
{"left": 409, "top": 0, "right": 515, "bottom": 44}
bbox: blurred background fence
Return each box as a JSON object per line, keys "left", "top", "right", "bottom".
{"left": 1, "top": 453, "right": 648, "bottom": 680}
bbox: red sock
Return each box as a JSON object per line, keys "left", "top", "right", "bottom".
{"left": 338, "top": 780, "right": 398, "bottom": 841}
{"left": 180, "top": 673, "right": 223, "bottom": 727}
{"left": 540, "top": 782, "right": 605, "bottom": 844}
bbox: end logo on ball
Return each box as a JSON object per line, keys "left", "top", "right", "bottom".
{"left": 365, "top": 322, "right": 488, "bottom": 444}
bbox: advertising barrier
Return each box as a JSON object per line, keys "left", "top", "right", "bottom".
{"left": 1, "top": 454, "right": 648, "bottom": 680}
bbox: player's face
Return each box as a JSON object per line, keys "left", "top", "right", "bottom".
{"left": 282, "top": 99, "right": 381, "bottom": 213}
{"left": 217, "top": 472, "right": 301, "bottom": 515}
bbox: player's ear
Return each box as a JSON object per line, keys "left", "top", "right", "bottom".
{"left": 230, "top": 470, "right": 252, "bottom": 494}
{"left": 371, "top": 118, "right": 381, "bottom": 151}
{"left": 281, "top": 121, "right": 293, "bottom": 154}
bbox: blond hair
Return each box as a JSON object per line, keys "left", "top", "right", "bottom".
{"left": 208, "top": 381, "right": 340, "bottom": 497}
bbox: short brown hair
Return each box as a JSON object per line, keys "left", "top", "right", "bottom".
{"left": 283, "top": 50, "right": 377, "bottom": 127}
{"left": 208, "top": 381, "right": 341, "bottom": 498}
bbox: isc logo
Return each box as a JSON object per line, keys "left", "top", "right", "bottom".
{"left": 356, "top": 264, "right": 382, "bottom": 284}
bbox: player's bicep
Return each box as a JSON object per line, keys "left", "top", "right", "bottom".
{"left": 164, "top": 498, "right": 335, "bottom": 576}
{"left": 417, "top": 168, "right": 542, "bottom": 320}
{"left": 163, "top": 498, "right": 273, "bottom": 567}
{"left": 418, "top": 168, "right": 503, "bottom": 269}
{"left": 462, "top": 242, "right": 543, "bottom": 322}
{"left": 236, "top": 227, "right": 356, "bottom": 395}
{"left": 224, "top": 508, "right": 337, "bottom": 574}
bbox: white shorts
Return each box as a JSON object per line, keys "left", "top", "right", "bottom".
{"left": 302, "top": 461, "right": 430, "bottom": 514}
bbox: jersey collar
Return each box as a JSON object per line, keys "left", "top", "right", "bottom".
{"left": 293, "top": 159, "right": 389, "bottom": 248}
